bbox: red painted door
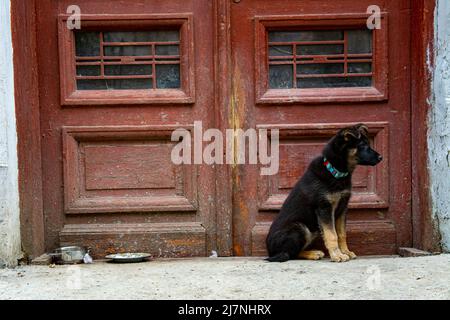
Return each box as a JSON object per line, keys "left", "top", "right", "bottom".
{"left": 36, "top": 0, "right": 220, "bottom": 258}
{"left": 35, "top": 0, "right": 411, "bottom": 258}
{"left": 230, "top": 0, "right": 412, "bottom": 256}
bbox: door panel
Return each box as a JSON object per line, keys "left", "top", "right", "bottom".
{"left": 37, "top": 0, "right": 217, "bottom": 258}
{"left": 230, "top": 0, "right": 411, "bottom": 256}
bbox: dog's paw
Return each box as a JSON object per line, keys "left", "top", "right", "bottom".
{"left": 299, "top": 250, "right": 325, "bottom": 260}
{"left": 329, "top": 251, "right": 350, "bottom": 262}
{"left": 341, "top": 250, "right": 357, "bottom": 259}
{"left": 315, "top": 251, "right": 326, "bottom": 259}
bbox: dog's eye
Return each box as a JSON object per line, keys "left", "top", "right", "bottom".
{"left": 358, "top": 142, "right": 368, "bottom": 150}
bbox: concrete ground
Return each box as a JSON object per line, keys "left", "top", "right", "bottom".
{"left": 0, "top": 254, "right": 449, "bottom": 300}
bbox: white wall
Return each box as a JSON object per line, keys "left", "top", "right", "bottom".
{"left": 430, "top": 0, "right": 450, "bottom": 252}
{"left": 0, "top": 0, "right": 22, "bottom": 267}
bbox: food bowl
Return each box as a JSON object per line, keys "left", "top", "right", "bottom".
{"left": 49, "top": 246, "right": 86, "bottom": 264}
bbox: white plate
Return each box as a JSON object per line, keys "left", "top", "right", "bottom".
{"left": 105, "top": 252, "right": 152, "bottom": 263}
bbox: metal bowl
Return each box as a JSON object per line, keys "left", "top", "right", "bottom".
{"left": 50, "top": 246, "right": 86, "bottom": 264}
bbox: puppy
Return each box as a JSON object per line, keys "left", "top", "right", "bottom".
{"left": 266, "top": 124, "right": 382, "bottom": 262}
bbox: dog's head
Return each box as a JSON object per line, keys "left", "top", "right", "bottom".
{"left": 337, "top": 124, "right": 382, "bottom": 166}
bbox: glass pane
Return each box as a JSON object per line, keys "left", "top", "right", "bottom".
{"left": 269, "top": 45, "right": 293, "bottom": 56}
{"left": 348, "top": 63, "right": 372, "bottom": 74}
{"left": 75, "top": 32, "right": 100, "bottom": 56}
{"left": 269, "top": 30, "right": 343, "bottom": 42}
{"left": 103, "top": 31, "right": 179, "bottom": 42}
{"left": 76, "top": 65, "right": 101, "bottom": 76}
{"left": 347, "top": 30, "right": 372, "bottom": 54}
{"left": 77, "top": 79, "right": 152, "bottom": 90}
{"left": 105, "top": 65, "right": 152, "bottom": 76}
{"left": 297, "top": 63, "right": 344, "bottom": 75}
{"left": 297, "top": 76, "right": 372, "bottom": 88}
{"left": 106, "top": 79, "right": 152, "bottom": 89}
{"left": 104, "top": 46, "right": 151, "bottom": 56}
{"left": 77, "top": 79, "right": 107, "bottom": 90}
{"left": 269, "top": 65, "right": 293, "bottom": 89}
{"left": 155, "top": 45, "right": 180, "bottom": 56}
{"left": 297, "top": 44, "right": 344, "bottom": 55}
{"left": 156, "top": 64, "right": 180, "bottom": 88}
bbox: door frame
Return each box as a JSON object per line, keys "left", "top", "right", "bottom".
{"left": 11, "top": 0, "right": 438, "bottom": 260}
{"left": 410, "top": 0, "right": 441, "bottom": 252}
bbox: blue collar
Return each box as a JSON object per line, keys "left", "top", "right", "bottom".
{"left": 323, "top": 157, "right": 349, "bottom": 179}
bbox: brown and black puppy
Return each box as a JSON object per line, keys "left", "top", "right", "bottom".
{"left": 266, "top": 124, "right": 382, "bottom": 262}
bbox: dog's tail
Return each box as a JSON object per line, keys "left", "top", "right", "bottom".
{"left": 265, "top": 252, "right": 290, "bottom": 263}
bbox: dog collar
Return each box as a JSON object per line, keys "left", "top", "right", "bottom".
{"left": 323, "top": 157, "right": 349, "bottom": 179}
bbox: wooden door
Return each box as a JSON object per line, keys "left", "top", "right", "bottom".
{"left": 36, "top": 0, "right": 219, "bottom": 258}
{"left": 230, "top": 0, "right": 412, "bottom": 256}
{"left": 35, "top": 0, "right": 412, "bottom": 258}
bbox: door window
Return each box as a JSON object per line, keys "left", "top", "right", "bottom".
{"left": 268, "top": 29, "right": 373, "bottom": 89}
{"left": 254, "top": 14, "right": 388, "bottom": 104}
{"left": 58, "top": 14, "right": 195, "bottom": 105}
{"left": 75, "top": 30, "right": 181, "bottom": 90}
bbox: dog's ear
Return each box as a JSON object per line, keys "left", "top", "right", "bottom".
{"left": 341, "top": 128, "right": 360, "bottom": 141}
{"left": 355, "top": 123, "right": 369, "bottom": 137}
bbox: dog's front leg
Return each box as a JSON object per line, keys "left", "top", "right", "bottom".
{"left": 336, "top": 212, "right": 357, "bottom": 259}
{"left": 318, "top": 209, "right": 350, "bottom": 262}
